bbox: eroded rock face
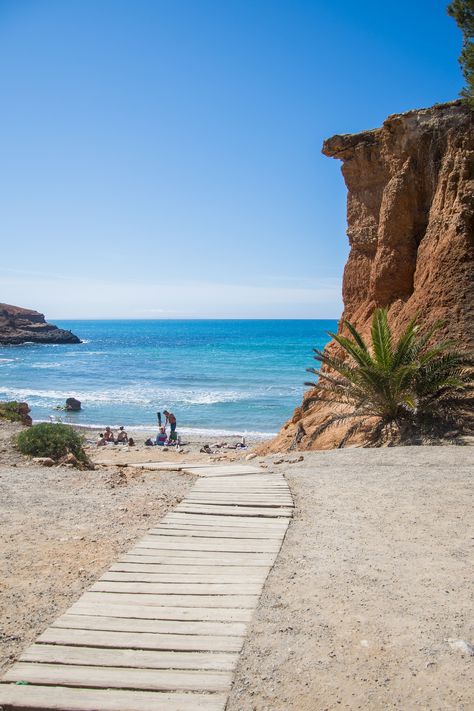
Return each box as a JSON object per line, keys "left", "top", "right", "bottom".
{"left": 0, "top": 304, "right": 81, "bottom": 345}
{"left": 267, "top": 101, "right": 474, "bottom": 451}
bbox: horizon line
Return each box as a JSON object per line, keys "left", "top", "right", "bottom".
{"left": 52, "top": 316, "right": 341, "bottom": 322}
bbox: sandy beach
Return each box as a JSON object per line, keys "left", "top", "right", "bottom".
{"left": 0, "top": 423, "right": 196, "bottom": 673}
{"left": 1, "top": 420, "right": 472, "bottom": 708}
{"left": 79, "top": 425, "right": 264, "bottom": 466}
{"left": 227, "top": 446, "right": 473, "bottom": 711}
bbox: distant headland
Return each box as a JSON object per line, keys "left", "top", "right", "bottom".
{"left": 0, "top": 303, "right": 81, "bottom": 345}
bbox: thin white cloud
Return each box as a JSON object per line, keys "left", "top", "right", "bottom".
{"left": 1, "top": 274, "right": 343, "bottom": 319}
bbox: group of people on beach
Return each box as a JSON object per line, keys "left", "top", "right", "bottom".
{"left": 97, "top": 426, "right": 135, "bottom": 447}
{"left": 96, "top": 409, "right": 177, "bottom": 448}
{"left": 147, "top": 410, "right": 179, "bottom": 447}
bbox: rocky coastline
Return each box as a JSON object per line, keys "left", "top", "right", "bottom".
{"left": 0, "top": 303, "right": 81, "bottom": 345}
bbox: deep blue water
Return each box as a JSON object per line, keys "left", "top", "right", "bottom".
{"left": 0, "top": 320, "right": 335, "bottom": 436}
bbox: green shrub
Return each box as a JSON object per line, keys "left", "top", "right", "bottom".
{"left": 17, "top": 422, "right": 88, "bottom": 463}
{"left": 0, "top": 401, "right": 24, "bottom": 422}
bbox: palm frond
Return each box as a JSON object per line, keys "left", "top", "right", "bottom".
{"left": 303, "top": 307, "right": 473, "bottom": 447}
{"left": 371, "top": 308, "right": 393, "bottom": 370}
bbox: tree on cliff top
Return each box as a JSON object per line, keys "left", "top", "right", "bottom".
{"left": 448, "top": 0, "right": 474, "bottom": 107}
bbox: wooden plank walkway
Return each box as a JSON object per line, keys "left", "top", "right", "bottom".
{"left": 0, "top": 463, "right": 293, "bottom": 710}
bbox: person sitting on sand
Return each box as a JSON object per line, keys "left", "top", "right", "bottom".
{"left": 97, "top": 433, "right": 107, "bottom": 447}
{"left": 163, "top": 410, "right": 177, "bottom": 436}
{"left": 156, "top": 427, "right": 167, "bottom": 446}
{"left": 103, "top": 426, "right": 115, "bottom": 443}
{"left": 128, "top": 437, "right": 135, "bottom": 447}
{"left": 116, "top": 426, "right": 128, "bottom": 444}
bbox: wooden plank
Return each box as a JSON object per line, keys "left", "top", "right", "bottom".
{"left": 3, "top": 663, "right": 233, "bottom": 693}
{"left": 38, "top": 627, "right": 243, "bottom": 653}
{"left": 52, "top": 614, "right": 248, "bottom": 637}
{"left": 162, "top": 513, "right": 288, "bottom": 521}
{"left": 68, "top": 601, "right": 253, "bottom": 622}
{"left": 114, "top": 561, "right": 269, "bottom": 575}
{"left": 101, "top": 572, "right": 266, "bottom": 587}
{"left": 92, "top": 581, "right": 263, "bottom": 595}
{"left": 119, "top": 554, "right": 273, "bottom": 566}
{"left": 163, "top": 512, "right": 288, "bottom": 523}
{"left": 186, "top": 494, "right": 293, "bottom": 509}
{"left": 139, "top": 533, "right": 282, "bottom": 546}
{"left": 0, "top": 686, "right": 228, "bottom": 711}
{"left": 183, "top": 467, "right": 261, "bottom": 473}
{"left": 21, "top": 643, "right": 240, "bottom": 669}
{"left": 159, "top": 513, "right": 288, "bottom": 536}
{"left": 150, "top": 527, "right": 285, "bottom": 539}
{"left": 160, "top": 521, "right": 287, "bottom": 533}
{"left": 174, "top": 505, "right": 292, "bottom": 517}
{"left": 81, "top": 592, "right": 259, "bottom": 608}
{"left": 106, "top": 568, "right": 267, "bottom": 582}
{"left": 128, "top": 550, "right": 275, "bottom": 564}
{"left": 135, "top": 537, "right": 280, "bottom": 552}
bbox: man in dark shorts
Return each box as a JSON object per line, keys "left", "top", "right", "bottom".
{"left": 163, "top": 410, "right": 177, "bottom": 436}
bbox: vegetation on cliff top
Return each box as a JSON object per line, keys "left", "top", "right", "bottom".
{"left": 0, "top": 401, "right": 24, "bottom": 422}
{"left": 448, "top": 0, "right": 474, "bottom": 107}
{"left": 305, "top": 309, "right": 473, "bottom": 447}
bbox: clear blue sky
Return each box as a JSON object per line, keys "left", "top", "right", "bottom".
{"left": 0, "top": 0, "right": 463, "bottom": 318}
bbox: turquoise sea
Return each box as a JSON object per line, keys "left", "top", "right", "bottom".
{"left": 0, "top": 320, "right": 336, "bottom": 437}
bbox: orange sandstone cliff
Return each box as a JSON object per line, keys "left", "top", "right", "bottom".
{"left": 266, "top": 101, "right": 474, "bottom": 452}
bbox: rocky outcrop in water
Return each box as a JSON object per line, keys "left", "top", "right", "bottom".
{"left": 0, "top": 303, "right": 81, "bottom": 345}
{"left": 267, "top": 101, "right": 474, "bottom": 451}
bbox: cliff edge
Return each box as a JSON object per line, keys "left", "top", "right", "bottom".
{"left": 0, "top": 304, "right": 81, "bottom": 345}
{"left": 266, "top": 101, "right": 474, "bottom": 451}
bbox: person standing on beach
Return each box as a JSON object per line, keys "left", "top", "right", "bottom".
{"left": 163, "top": 410, "right": 177, "bottom": 436}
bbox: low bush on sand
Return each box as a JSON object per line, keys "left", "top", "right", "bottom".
{"left": 17, "top": 422, "right": 90, "bottom": 466}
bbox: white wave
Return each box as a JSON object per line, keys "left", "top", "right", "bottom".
{"left": 0, "top": 385, "right": 254, "bottom": 407}
{"left": 0, "top": 358, "right": 15, "bottom": 363}
{"left": 31, "top": 363, "right": 63, "bottom": 369}
{"left": 44, "top": 420, "right": 275, "bottom": 439}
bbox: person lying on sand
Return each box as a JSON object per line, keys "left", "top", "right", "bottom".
{"left": 116, "top": 426, "right": 128, "bottom": 444}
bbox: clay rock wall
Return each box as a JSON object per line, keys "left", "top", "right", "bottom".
{"left": 266, "top": 101, "right": 474, "bottom": 452}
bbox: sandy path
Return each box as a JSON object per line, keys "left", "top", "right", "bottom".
{"left": 227, "top": 446, "right": 473, "bottom": 711}
{"left": 0, "top": 426, "right": 195, "bottom": 672}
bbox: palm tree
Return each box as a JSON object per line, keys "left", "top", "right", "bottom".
{"left": 304, "top": 309, "right": 473, "bottom": 447}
